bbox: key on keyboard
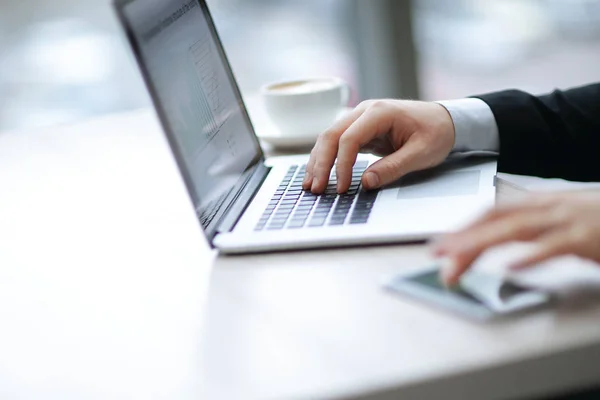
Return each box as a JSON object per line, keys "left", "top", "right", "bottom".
{"left": 255, "top": 161, "right": 378, "bottom": 231}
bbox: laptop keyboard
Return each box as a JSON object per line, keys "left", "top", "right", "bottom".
{"left": 255, "top": 161, "right": 379, "bottom": 231}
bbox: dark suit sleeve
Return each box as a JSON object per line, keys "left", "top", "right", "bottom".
{"left": 474, "top": 83, "right": 600, "bottom": 181}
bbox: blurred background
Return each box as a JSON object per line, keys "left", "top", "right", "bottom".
{"left": 1, "top": 0, "right": 600, "bottom": 132}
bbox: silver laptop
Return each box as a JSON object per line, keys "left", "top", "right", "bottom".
{"left": 114, "top": 0, "right": 497, "bottom": 254}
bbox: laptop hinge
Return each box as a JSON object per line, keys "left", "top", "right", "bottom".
{"left": 216, "top": 161, "right": 270, "bottom": 234}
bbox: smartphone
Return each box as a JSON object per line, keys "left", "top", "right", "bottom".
{"left": 384, "top": 266, "right": 553, "bottom": 321}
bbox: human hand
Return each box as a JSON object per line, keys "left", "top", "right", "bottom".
{"left": 434, "top": 192, "right": 600, "bottom": 286}
{"left": 302, "top": 100, "right": 455, "bottom": 193}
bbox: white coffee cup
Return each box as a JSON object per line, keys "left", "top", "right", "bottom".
{"left": 261, "top": 77, "right": 351, "bottom": 137}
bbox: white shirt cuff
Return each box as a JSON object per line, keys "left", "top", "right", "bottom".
{"left": 436, "top": 98, "right": 500, "bottom": 153}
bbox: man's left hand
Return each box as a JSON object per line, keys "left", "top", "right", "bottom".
{"left": 434, "top": 192, "right": 600, "bottom": 286}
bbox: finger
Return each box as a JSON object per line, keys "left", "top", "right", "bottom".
{"left": 309, "top": 106, "right": 367, "bottom": 193}
{"left": 439, "top": 257, "right": 461, "bottom": 288}
{"left": 303, "top": 144, "right": 319, "bottom": 190}
{"left": 336, "top": 106, "right": 395, "bottom": 193}
{"left": 444, "top": 211, "right": 557, "bottom": 259}
{"left": 303, "top": 113, "right": 350, "bottom": 191}
{"left": 361, "top": 138, "right": 425, "bottom": 190}
{"left": 435, "top": 195, "right": 561, "bottom": 256}
{"left": 510, "top": 231, "right": 575, "bottom": 270}
{"left": 433, "top": 206, "right": 519, "bottom": 256}
{"left": 438, "top": 211, "right": 557, "bottom": 286}
{"left": 464, "top": 196, "right": 559, "bottom": 229}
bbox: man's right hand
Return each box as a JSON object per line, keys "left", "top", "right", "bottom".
{"left": 302, "top": 99, "right": 456, "bottom": 194}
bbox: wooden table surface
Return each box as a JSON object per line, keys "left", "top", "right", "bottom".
{"left": 2, "top": 109, "right": 600, "bottom": 400}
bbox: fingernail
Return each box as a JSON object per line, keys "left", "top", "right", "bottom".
{"left": 508, "top": 262, "right": 525, "bottom": 271}
{"left": 430, "top": 236, "right": 446, "bottom": 255}
{"left": 303, "top": 173, "right": 312, "bottom": 188}
{"left": 311, "top": 177, "right": 320, "bottom": 193}
{"left": 433, "top": 247, "right": 447, "bottom": 257}
{"left": 363, "top": 172, "right": 379, "bottom": 189}
{"left": 439, "top": 257, "right": 457, "bottom": 287}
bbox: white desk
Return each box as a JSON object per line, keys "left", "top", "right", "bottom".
{"left": 2, "top": 109, "right": 600, "bottom": 400}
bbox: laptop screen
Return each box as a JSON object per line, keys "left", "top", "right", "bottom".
{"left": 121, "top": 0, "right": 263, "bottom": 229}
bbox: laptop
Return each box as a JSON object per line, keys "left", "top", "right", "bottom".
{"left": 114, "top": 0, "right": 497, "bottom": 254}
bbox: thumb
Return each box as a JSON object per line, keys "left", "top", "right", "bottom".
{"left": 361, "top": 139, "right": 425, "bottom": 190}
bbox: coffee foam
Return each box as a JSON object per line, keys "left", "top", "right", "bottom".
{"left": 268, "top": 79, "right": 338, "bottom": 95}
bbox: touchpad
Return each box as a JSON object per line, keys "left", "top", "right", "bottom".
{"left": 395, "top": 170, "right": 481, "bottom": 199}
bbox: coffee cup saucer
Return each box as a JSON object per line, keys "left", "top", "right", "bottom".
{"left": 257, "top": 130, "right": 320, "bottom": 150}
{"left": 256, "top": 107, "right": 352, "bottom": 150}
